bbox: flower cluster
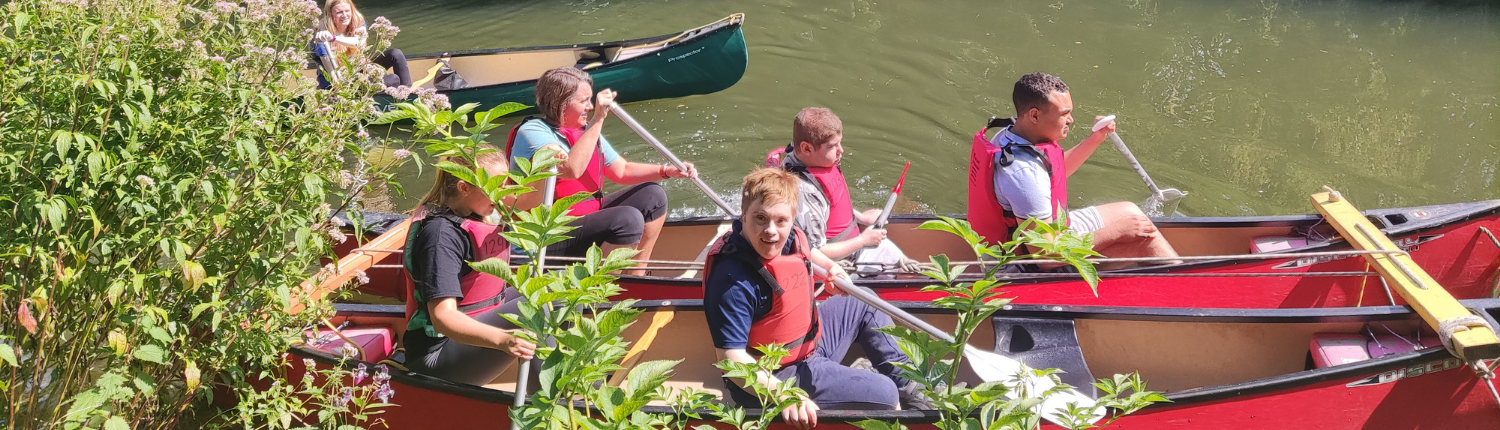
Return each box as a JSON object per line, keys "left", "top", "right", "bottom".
{"left": 368, "top": 16, "right": 400, "bottom": 42}
{"left": 373, "top": 364, "right": 395, "bottom": 403}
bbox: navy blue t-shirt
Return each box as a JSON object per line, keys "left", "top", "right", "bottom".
{"left": 703, "top": 221, "right": 802, "bottom": 350}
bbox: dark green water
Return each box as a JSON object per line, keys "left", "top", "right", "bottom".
{"left": 360, "top": 0, "right": 1498, "bottom": 217}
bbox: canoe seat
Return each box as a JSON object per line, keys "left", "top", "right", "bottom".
{"left": 992, "top": 317, "right": 1097, "bottom": 397}
{"left": 304, "top": 326, "right": 395, "bottom": 364}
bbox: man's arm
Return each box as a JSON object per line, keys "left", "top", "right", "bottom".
{"left": 1061, "top": 117, "right": 1116, "bottom": 178}
{"left": 816, "top": 227, "right": 884, "bottom": 260}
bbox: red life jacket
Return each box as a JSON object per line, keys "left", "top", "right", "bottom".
{"left": 703, "top": 227, "right": 821, "bottom": 366}
{"left": 403, "top": 208, "right": 511, "bottom": 335}
{"left": 967, "top": 118, "right": 1069, "bottom": 246}
{"left": 769, "top": 145, "right": 858, "bottom": 243}
{"left": 505, "top": 117, "right": 605, "bottom": 215}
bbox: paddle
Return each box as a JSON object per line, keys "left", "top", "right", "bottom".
{"left": 872, "top": 162, "right": 911, "bottom": 229}
{"left": 1091, "top": 115, "right": 1186, "bottom": 206}
{"left": 511, "top": 170, "right": 559, "bottom": 430}
{"left": 314, "top": 41, "right": 344, "bottom": 83}
{"left": 810, "top": 265, "right": 1102, "bottom": 425}
{"left": 607, "top": 102, "right": 740, "bottom": 218}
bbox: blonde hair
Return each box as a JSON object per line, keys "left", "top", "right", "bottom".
{"left": 413, "top": 145, "right": 508, "bottom": 214}
{"left": 535, "top": 68, "right": 594, "bottom": 126}
{"left": 316, "top": 0, "right": 366, "bottom": 56}
{"left": 740, "top": 168, "right": 800, "bottom": 215}
{"left": 792, "top": 107, "right": 842, "bottom": 148}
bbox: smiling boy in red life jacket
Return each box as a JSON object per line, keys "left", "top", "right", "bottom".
{"left": 766, "top": 108, "right": 918, "bottom": 273}
{"left": 704, "top": 168, "right": 932, "bottom": 428}
{"left": 968, "top": 72, "right": 1180, "bottom": 267}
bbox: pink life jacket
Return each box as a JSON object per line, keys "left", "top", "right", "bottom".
{"left": 967, "top": 118, "right": 1069, "bottom": 246}
{"left": 403, "top": 208, "right": 511, "bottom": 333}
{"left": 806, "top": 166, "right": 855, "bottom": 241}
{"left": 703, "top": 227, "right": 820, "bottom": 366}
{"left": 505, "top": 118, "right": 605, "bottom": 215}
{"left": 767, "top": 145, "right": 858, "bottom": 242}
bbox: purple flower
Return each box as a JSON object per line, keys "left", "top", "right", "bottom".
{"left": 392, "top": 149, "right": 411, "bottom": 159}
{"left": 352, "top": 363, "right": 368, "bottom": 385}
{"left": 375, "top": 383, "right": 395, "bottom": 403}
{"left": 212, "top": 1, "right": 238, "bottom": 15}
{"left": 383, "top": 85, "right": 413, "bottom": 100}
{"left": 302, "top": 357, "right": 316, "bottom": 369}
{"left": 356, "top": 129, "right": 370, "bottom": 139}
{"left": 209, "top": 56, "right": 224, "bottom": 63}
{"left": 374, "top": 364, "right": 391, "bottom": 383}
{"left": 333, "top": 387, "right": 353, "bottom": 408}
{"left": 353, "top": 269, "right": 370, "bottom": 285}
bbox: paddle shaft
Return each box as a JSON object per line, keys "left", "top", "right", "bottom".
{"left": 1106, "top": 131, "right": 1167, "bottom": 199}
{"left": 511, "top": 171, "right": 558, "bottom": 430}
{"left": 607, "top": 103, "right": 740, "bottom": 218}
{"left": 812, "top": 265, "right": 955, "bottom": 343}
{"left": 872, "top": 162, "right": 911, "bottom": 228}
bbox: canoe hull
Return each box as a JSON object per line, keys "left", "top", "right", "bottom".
{"left": 374, "top": 20, "right": 748, "bottom": 115}
{"left": 337, "top": 200, "right": 1500, "bottom": 309}
{"left": 289, "top": 300, "right": 1500, "bottom": 429}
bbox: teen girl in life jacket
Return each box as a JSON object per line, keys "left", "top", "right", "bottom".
{"left": 400, "top": 145, "right": 535, "bottom": 386}
{"left": 505, "top": 67, "right": 697, "bottom": 272}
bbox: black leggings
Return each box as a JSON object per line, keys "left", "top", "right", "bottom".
{"left": 372, "top": 47, "right": 411, "bottom": 87}
{"left": 547, "top": 182, "right": 668, "bottom": 257}
{"left": 404, "top": 288, "right": 537, "bottom": 386}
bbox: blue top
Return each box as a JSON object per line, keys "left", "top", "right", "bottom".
{"left": 990, "top": 127, "right": 1055, "bottom": 219}
{"left": 703, "top": 220, "right": 801, "bottom": 350}
{"left": 509, "top": 119, "right": 620, "bottom": 173}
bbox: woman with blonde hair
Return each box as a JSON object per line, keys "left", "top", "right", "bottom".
{"left": 312, "top": 0, "right": 410, "bottom": 88}
{"left": 399, "top": 144, "right": 534, "bottom": 385}
{"left": 504, "top": 67, "right": 697, "bottom": 267}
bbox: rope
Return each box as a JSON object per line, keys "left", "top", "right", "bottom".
{"left": 1437, "top": 314, "right": 1495, "bottom": 357}
{"left": 1470, "top": 359, "right": 1500, "bottom": 411}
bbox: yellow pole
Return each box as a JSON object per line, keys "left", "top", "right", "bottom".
{"left": 1311, "top": 190, "right": 1500, "bottom": 362}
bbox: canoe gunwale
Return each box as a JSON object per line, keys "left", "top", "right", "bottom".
{"left": 297, "top": 298, "right": 1500, "bottom": 422}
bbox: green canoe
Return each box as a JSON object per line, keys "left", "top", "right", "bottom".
{"left": 376, "top": 14, "right": 747, "bottom": 115}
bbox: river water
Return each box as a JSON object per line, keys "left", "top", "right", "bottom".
{"left": 359, "top": 0, "right": 1498, "bottom": 217}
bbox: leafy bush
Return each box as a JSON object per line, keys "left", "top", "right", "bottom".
{"left": 0, "top": 0, "right": 397, "bottom": 427}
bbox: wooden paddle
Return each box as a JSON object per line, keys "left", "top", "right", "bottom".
{"left": 811, "top": 265, "right": 1102, "bottom": 425}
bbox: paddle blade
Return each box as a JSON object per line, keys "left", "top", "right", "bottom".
{"left": 963, "top": 346, "right": 1103, "bottom": 425}
{"left": 892, "top": 162, "right": 911, "bottom": 194}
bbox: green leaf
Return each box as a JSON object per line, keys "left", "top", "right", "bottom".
{"left": 133, "top": 344, "right": 167, "bottom": 364}
{"left": 104, "top": 416, "right": 128, "bottom": 430}
{"left": 0, "top": 343, "right": 16, "bottom": 367}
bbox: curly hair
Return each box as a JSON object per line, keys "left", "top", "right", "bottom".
{"left": 1012, "top": 72, "right": 1070, "bottom": 116}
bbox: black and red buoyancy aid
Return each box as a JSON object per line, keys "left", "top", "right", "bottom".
{"left": 403, "top": 207, "right": 511, "bottom": 337}
{"left": 505, "top": 117, "right": 606, "bottom": 215}
{"left": 703, "top": 227, "right": 821, "bottom": 366}
{"left": 967, "top": 117, "right": 1069, "bottom": 246}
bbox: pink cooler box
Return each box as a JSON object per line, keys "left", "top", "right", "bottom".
{"left": 305, "top": 326, "right": 394, "bottom": 363}
{"left": 1310, "top": 333, "right": 1371, "bottom": 368}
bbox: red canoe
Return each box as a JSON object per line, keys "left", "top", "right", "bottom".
{"left": 290, "top": 298, "right": 1500, "bottom": 429}
{"left": 337, "top": 199, "right": 1500, "bottom": 309}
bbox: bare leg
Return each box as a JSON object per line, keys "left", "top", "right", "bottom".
{"left": 1089, "top": 202, "right": 1180, "bottom": 268}
{"left": 619, "top": 214, "right": 666, "bottom": 276}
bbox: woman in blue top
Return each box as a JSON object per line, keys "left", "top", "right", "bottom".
{"left": 506, "top": 67, "right": 697, "bottom": 270}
